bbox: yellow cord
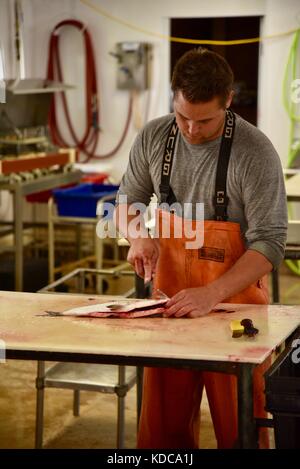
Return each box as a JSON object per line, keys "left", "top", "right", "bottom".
{"left": 81, "top": 0, "right": 299, "bottom": 46}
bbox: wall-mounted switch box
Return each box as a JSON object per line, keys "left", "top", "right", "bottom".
{"left": 115, "top": 42, "right": 152, "bottom": 91}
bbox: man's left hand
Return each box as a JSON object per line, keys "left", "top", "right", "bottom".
{"left": 164, "top": 286, "right": 219, "bottom": 318}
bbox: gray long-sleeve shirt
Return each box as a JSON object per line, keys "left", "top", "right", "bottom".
{"left": 118, "top": 113, "right": 287, "bottom": 268}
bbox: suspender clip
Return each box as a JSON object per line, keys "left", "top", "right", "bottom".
{"left": 214, "top": 194, "right": 229, "bottom": 207}
{"left": 216, "top": 190, "right": 225, "bottom": 204}
{"left": 214, "top": 197, "right": 229, "bottom": 222}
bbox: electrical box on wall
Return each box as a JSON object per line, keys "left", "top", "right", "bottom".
{"left": 114, "top": 42, "right": 152, "bottom": 91}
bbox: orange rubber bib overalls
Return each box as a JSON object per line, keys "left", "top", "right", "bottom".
{"left": 137, "top": 110, "right": 270, "bottom": 449}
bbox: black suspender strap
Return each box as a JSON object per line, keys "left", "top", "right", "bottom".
{"left": 213, "top": 108, "right": 236, "bottom": 221}
{"left": 160, "top": 109, "right": 235, "bottom": 218}
{"left": 159, "top": 118, "right": 179, "bottom": 204}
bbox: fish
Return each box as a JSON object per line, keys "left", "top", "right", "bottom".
{"left": 44, "top": 298, "right": 168, "bottom": 318}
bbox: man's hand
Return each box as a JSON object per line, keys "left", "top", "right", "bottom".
{"left": 127, "top": 238, "right": 160, "bottom": 284}
{"left": 164, "top": 250, "right": 273, "bottom": 318}
{"left": 164, "top": 286, "right": 219, "bottom": 318}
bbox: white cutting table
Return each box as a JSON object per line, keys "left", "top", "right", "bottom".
{"left": 1, "top": 290, "right": 300, "bottom": 448}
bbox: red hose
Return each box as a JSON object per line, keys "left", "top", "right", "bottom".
{"left": 47, "top": 19, "right": 132, "bottom": 162}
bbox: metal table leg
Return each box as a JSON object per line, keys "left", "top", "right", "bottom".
{"left": 95, "top": 228, "right": 103, "bottom": 294}
{"left": 35, "top": 361, "right": 45, "bottom": 449}
{"left": 48, "top": 198, "right": 55, "bottom": 284}
{"left": 134, "top": 275, "right": 148, "bottom": 431}
{"left": 14, "top": 185, "right": 23, "bottom": 291}
{"left": 271, "top": 269, "right": 280, "bottom": 303}
{"left": 136, "top": 366, "right": 143, "bottom": 426}
{"left": 238, "top": 363, "right": 258, "bottom": 448}
{"left": 116, "top": 366, "right": 126, "bottom": 448}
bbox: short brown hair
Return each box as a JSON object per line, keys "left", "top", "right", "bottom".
{"left": 171, "top": 47, "right": 234, "bottom": 106}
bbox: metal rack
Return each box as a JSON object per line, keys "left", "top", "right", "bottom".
{"left": 47, "top": 191, "right": 119, "bottom": 292}
{"left": 0, "top": 76, "right": 80, "bottom": 291}
{"left": 0, "top": 168, "right": 82, "bottom": 291}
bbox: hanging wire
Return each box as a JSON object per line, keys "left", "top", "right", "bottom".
{"left": 80, "top": 0, "right": 299, "bottom": 46}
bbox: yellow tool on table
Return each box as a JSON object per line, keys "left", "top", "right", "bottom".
{"left": 230, "top": 318, "right": 259, "bottom": 338}
{"left": 230, "top": 320, "right": 245, "bottom": 338}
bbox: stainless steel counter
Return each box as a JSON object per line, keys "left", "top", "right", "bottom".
{"left": 0, "top": 169, "right": 82, "bottom": 290}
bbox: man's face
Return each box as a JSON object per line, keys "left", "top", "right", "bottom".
{"left": 173, "top": 91, "right": 232, "bottom": 145}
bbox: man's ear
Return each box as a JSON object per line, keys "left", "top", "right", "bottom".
{"left": 226, "top": 90, "right": 234, "bottom": 109}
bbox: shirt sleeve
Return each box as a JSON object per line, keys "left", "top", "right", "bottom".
{"left": 239, "top": 134, "right": 288, "bottom": 269}
{"left": 116, "top": 127, "right": 154, "bottom": 207}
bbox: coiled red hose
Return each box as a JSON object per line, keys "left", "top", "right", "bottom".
{"left": 47, "top": 19, "right": 132, "bottom": 162}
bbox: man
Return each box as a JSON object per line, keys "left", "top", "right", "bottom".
{"left": 114, "top": 48, "right": 287, "bottom": 448}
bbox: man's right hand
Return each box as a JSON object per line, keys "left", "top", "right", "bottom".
{"left": 127, "top": 238, "right": 160, "bottom": 284}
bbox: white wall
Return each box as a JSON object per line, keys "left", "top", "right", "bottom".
{"left": 258, "top": 0, "right": 300, "bottom": 166}
{"left": 1, "top": 0, "right": 300, "bottom": 179}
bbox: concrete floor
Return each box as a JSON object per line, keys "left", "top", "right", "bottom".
{"left": 0, "top": 267, "right": 299, "bottom": 449}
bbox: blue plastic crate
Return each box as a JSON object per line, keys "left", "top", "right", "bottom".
{"left": 53, "top": 183, "right": 119, "bottom": 218}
